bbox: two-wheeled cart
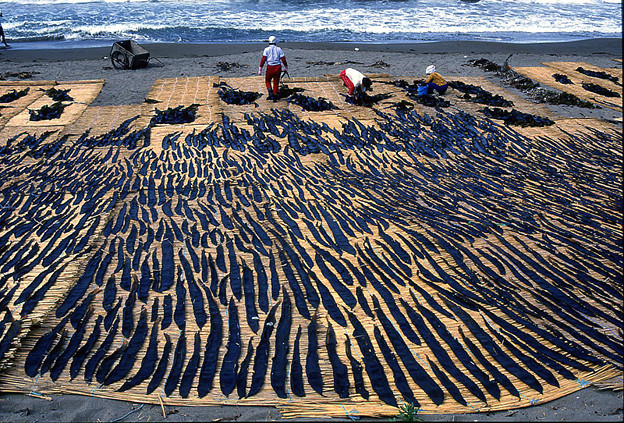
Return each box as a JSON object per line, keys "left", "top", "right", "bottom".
{"left": 110, "top": 40, "right": 150, "bottom": 70}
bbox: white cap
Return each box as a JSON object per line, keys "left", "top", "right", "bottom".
{"left": 268, "top": 36, "right": 277, "bottom": 44}
{"left": 426, "top": 65, "right": 436, "bottom": 74}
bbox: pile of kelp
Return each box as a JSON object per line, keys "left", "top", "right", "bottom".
{"left": 288, "top": 93, "right": 338, "bottom": 111}
{"left": 449, "top": 81, "right": 514, "bottom": 107}
{"left": 41, "top": 87, "right": 73, "bottom": 102}
{"left": 216, "top": 83, "right": 262, "bottom": 107}
{"left": 481, "top": 107, "right": 555, "bottom": 127}
{"left": 581, "top": 82, "right": 621, "bottom": 98}
{"left": 0, "top": 88, "right": 29, "bottom": 103}
{"left": 553, "top": 74, "right": 574, "bottom": 85}
{"left": 151, "top": 104, "right": 199, "bottom": 125}
{"left": 467, "top": 58, "right": 596, "bottom": 108}
{"left": 0, "top": 102, "right": 621, "bottom": 413}
{"left": 342, "top": 92, "right": 394, "bottom": 108}
{"left": 276, "top": 84, "right": 305, "bottom": 98}
{"left": 77, "top": 116, "right": 150, "bottom": 150}
{"left": 0, "top": 131, "right": 58, "bottom": 157}
{"left": 576, "top": 66, "right": 620, "bottom": 85}
{"left": 28, "top": 102, "right": 67, "bottom": 121}
{"left": 385, "top": 80, "right": 450, "bottom": 108}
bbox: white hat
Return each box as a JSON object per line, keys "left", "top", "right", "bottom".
{"left": 268, "top": 36, "right": 277, "bottom": 44}
{"left": 426, "top": 65, "right": 436, "bottom": 74}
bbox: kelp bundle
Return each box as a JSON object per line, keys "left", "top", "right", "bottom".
{"left": 581, "top": 82, "right": 621, "bottom": 98}
{"left": 576, "top": 67, "right": 620, "bottom": 85}
{"left": 0, "top": 88, "right": 30, "bottom": 103}
{"left": 277, "top": 84, "right": 305, "bottom": 98}
{"left": 151, "top": 104, "right": 199, "bottom": 125}
{"left": 553, "top": 74, "right": 574, "bottom": 85}
{"left": 29, "top": 102, "right": 67, "bottom": 121}
{"left": 414, "top": 94, "right": 450, "bottom": 108}
{"left": 41, "top": 87, "right": 74, "bottom": 102}
{"left": 216, "top": 83, "right": 262, "bottom": 106}
{"left": 343, "top": 92, "right": 393, "bottom": 108}
{"left": 481, "top": 107, "right": 554, "bottom": 127}
{"left": 449, "top": 80, "right": 514, "bottom": 107}
{"left": 288, "top": 93, "right": 338, "bottom": 111}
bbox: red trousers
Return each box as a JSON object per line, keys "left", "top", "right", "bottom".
{"left": 340, "top": 69, "right": 355, "bottom": 95}
{"left": 265, "top": 64, "right": 281, "bottom": 94}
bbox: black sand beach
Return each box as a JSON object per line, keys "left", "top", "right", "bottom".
{"left": 0, "top": 39, "right": 621, "bottom": 422}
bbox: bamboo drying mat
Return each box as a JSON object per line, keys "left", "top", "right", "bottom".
{"left": 513, "top": 64, "right": 623, "bottom": 111}
{"left": 0, "top": 73, "right": 621, "bottom": 419}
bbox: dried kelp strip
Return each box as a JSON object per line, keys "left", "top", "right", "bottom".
{"left": 247, "top": 302, "right": 279, "bottom": 397}
{"left": 271, "top": 288, "right": 292, "bottom": 398}
{"left": 179, "top": 332, "right": 202, "bottom": 398}
{"left": 117, "top": 318, "right": 160, "bottom": 392}
{"left": 290, "top": 326, "right": 305, "bottom": 397}
{"left": 481, "top": 107, "right": 555, "bottom": 127}
{"left": 581, "top": 82, "right": 621, "bottom": 98}
{"left": 0, "top": 87, "right": 29, "bottom": 103}
{"left": 305, "top": 313, "right": 324, "bottom": 396}
{"left": 220, "top": 298, "right": 240, "bottom": 397}
{"left": 146, "top": 333, "right": 172, "bottom": 394}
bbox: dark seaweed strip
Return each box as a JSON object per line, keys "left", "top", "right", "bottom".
{"left": 414, "top": 301, "right": 500, "bottom": 400}
{"left": 180, "top": 332, "right": 202, "bottom": 398}
{"left": 237, "top": 338, "right": 255, "bottom": 399}
{"left": 122, "top": 278, "right": 138, "bottom": 338}
{"left": 94, "top": 338, "right": 129, "bottom": 383}
{"left": 243, "top": 209, "right": 272, "bottom": 247}
{"left": 215, "top": 244, "right": 226, "bottom": 272}
{"left": 174, "top": 268, "right": 187, "bottom": 331}
{"left": 138, "top": 257, "right": 151, "bottom": 303}
{"left": 480, "top": 308, "right": 589, "bottom": 374}
{"left": 118, "top": 319, "right": 160, "bottom": 392}
{"left": 378, "top": 226, "right": 412, "bottom": 265}
{"left": 313, "top": 245, "right": 355, "bottom": 286}
{"left": 373, "top": 326, "right": 417, "bottom": 405}
{"left": 151, "top": 297, "right": 160, "bottom": 322}
{"left": 220, "top": 298, "right": 241, "bottom": 397}
{"left": 317, "top": 206, "right": 355, "bottom": 255}
{"left": 146, "top": 333, "right": 172, "bottom": 394}
{"left": 162, "top": 294, "right": 173, "bottom": 330}
{"left": 161, "top": 228, "right": 175, "bottom": 292}
{"left": 227, "top": 240, "right": 242, "bottom": 300}
{"left": 70, "top": 289, "right": 99, "bottom": 329}
{"left": 208, "top": 253, "right": 219, "bottom": 296}
{"left": 198, "top": 285, "right": 223, "bottom": 397}
{"left": 252, "top": 251, "right": 269, "bottom": 313}
{"left": 310, "top": 273, "right": 347, "bottom": 327}
{"left": 362, "top": 243, "right": 407, "bottom": 289}
{"left": 342, "top": 259, "right": 368, "bottom": 287}
{"left": 70, "top": 316, "right": 102, "bottom": 380}
{"left": 358, "top": 259, "right": 420, "bottom": 345}
{"left": 426, "top": 357, "right": 467, "bottom": 406}
{"left": 269, "top": 253, "right": 280, "bottom": 301}
{"left": 241, "top": 260, "right": 260, "bottom": 333}
{"left": 104, "top": 308, "right": 149, "bottom": 385}
{"left": 218, "top": 275, "right": 228, "bottom": 306}
{"left": 484, "top": 319, "right": 560, "bottom": 388}
{"left": 356, "top": 245, "right": 400, "bottom": 294}
{"left": 40, "top": 330, "right": 68, "bottom": 376}
{"left": 290, "top": 326, "right": 305, "bottom": 397}
{"left": 94, "top": 249, "right": 113, "bottom": 287}
{"left": 314, "top": 252, "right": 356, "bottom": 308}
{"left": 278, "top": 250, "right": 311, "bottom": 320}
{"left": 247, "top": 302, "right": 279, "bottom": 397}
{"left": 271, "top": 287, "right": 292, "bottom": 398}
{"left": 164, "top": 331, "right": 187, "bottom": 396}
{"left": 408, "top": 285, "right": 456, "bottom": 321}
{"left": 178, "top": 249, "right": 206, "bottom": 328}
{"left": 85, "top": 316, "right": 120, "bottom": 382}
{"left": 399, "top": 297, "right": 487, "bottom": 402}
{"left": 50, "top": 308, "right": 93, "bottom": 381}
{"left": 374, "top": 239, "right": 413, "bottom": 278}
{"left": 326, "top": 321, "right": 349, "bottom": 398}
{"left": 305, "top": 314, "right": 324, "bottom": 396}
{"left": 56, "top": 247, "right": 103, "bottom": 318}
{"left": 25, "top": 316, "right": 70, "bottom": 377}
{"left": 345, "top": 334, "right": 368, "bottom": 399}
{"left": 444, "top": 299, "right": 543, "bottom": 393}
{"left": 103, "top": 276, "right": 117, "bottom": 312}
{"left": 370, "top": 296, "right": 444, "bottom": 405}
{"left": 104, "top": 298, "right": 122, "bottom": 332}
{"left": 120, "top": 257, "right": 132, "bottom": 291}
{"left": 272, "top": 231, "right": 319, "bottom": 308}
{"left": 346, "top": 309, "right": 397, "bottom": 407}
{"left": 355, "top": 286, "right": 374, "bottom": 319}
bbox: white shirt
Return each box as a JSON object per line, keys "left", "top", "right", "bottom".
{"left": 345, "top": 68, "right": 367, "bottom": 91}
{"left": 262, "top": 44, "right": 285, "bottom": 66}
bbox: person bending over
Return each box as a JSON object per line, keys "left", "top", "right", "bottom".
{"left": 0, "top": 12, "right": 9, "bottom": 47}
{"left": 424, "top": 65, "right": 448, "bottom": 95}
{"left": 258, "top": 36, "right": 288, "bottom": 101}
{"left": 340, "top": 68, "right": 372, "bottom": 102}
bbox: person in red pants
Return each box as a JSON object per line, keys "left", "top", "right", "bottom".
{"left": 258, "top": 36, "right": 288, "bottom": 101}
{"left": 340, "top": 68, "right": 372, "bottom": 103}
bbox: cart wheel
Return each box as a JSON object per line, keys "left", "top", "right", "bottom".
{"left": 111, "top": 51, "right": 128, "bottom": 70}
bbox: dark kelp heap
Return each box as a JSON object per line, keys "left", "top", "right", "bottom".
{"left": 581, "top": 82, "right": 621, "bottom": 98}
{"left": 288, "top": 93, "right": 338, "bottom": 111}
{"left": 449, "top": 80, "right": 514, "bottom": 107}
{"left": 41, "top": 87, "right": 74, "bottom": 102}
{"left": 151, "top": 104, "right": 199, "bottom": 125}
{"left": 480, "top": 107, "right": 555, "bottom": 127}
{"left": 0, "top": 76, "right": 621, "bottom": 418}
{"left": 28, "top": 102, "right": 67, "bottom": 121}
{"left": 0, "top": 88, "right": 30, "bottom": 103}
{"left": 576, "top": 66, "right": 620, "bottom": 85}
{"left": 553, "top": 74, "right": 574, "bottom": 85}
{"left": 467, "top": 58, "right": 596, "bottom": 108}
{"left": 216, "top": 83, "right": 262, "bottom": 107}
{"left": 343, "top": 92, "right": 394, "bottom": 108}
